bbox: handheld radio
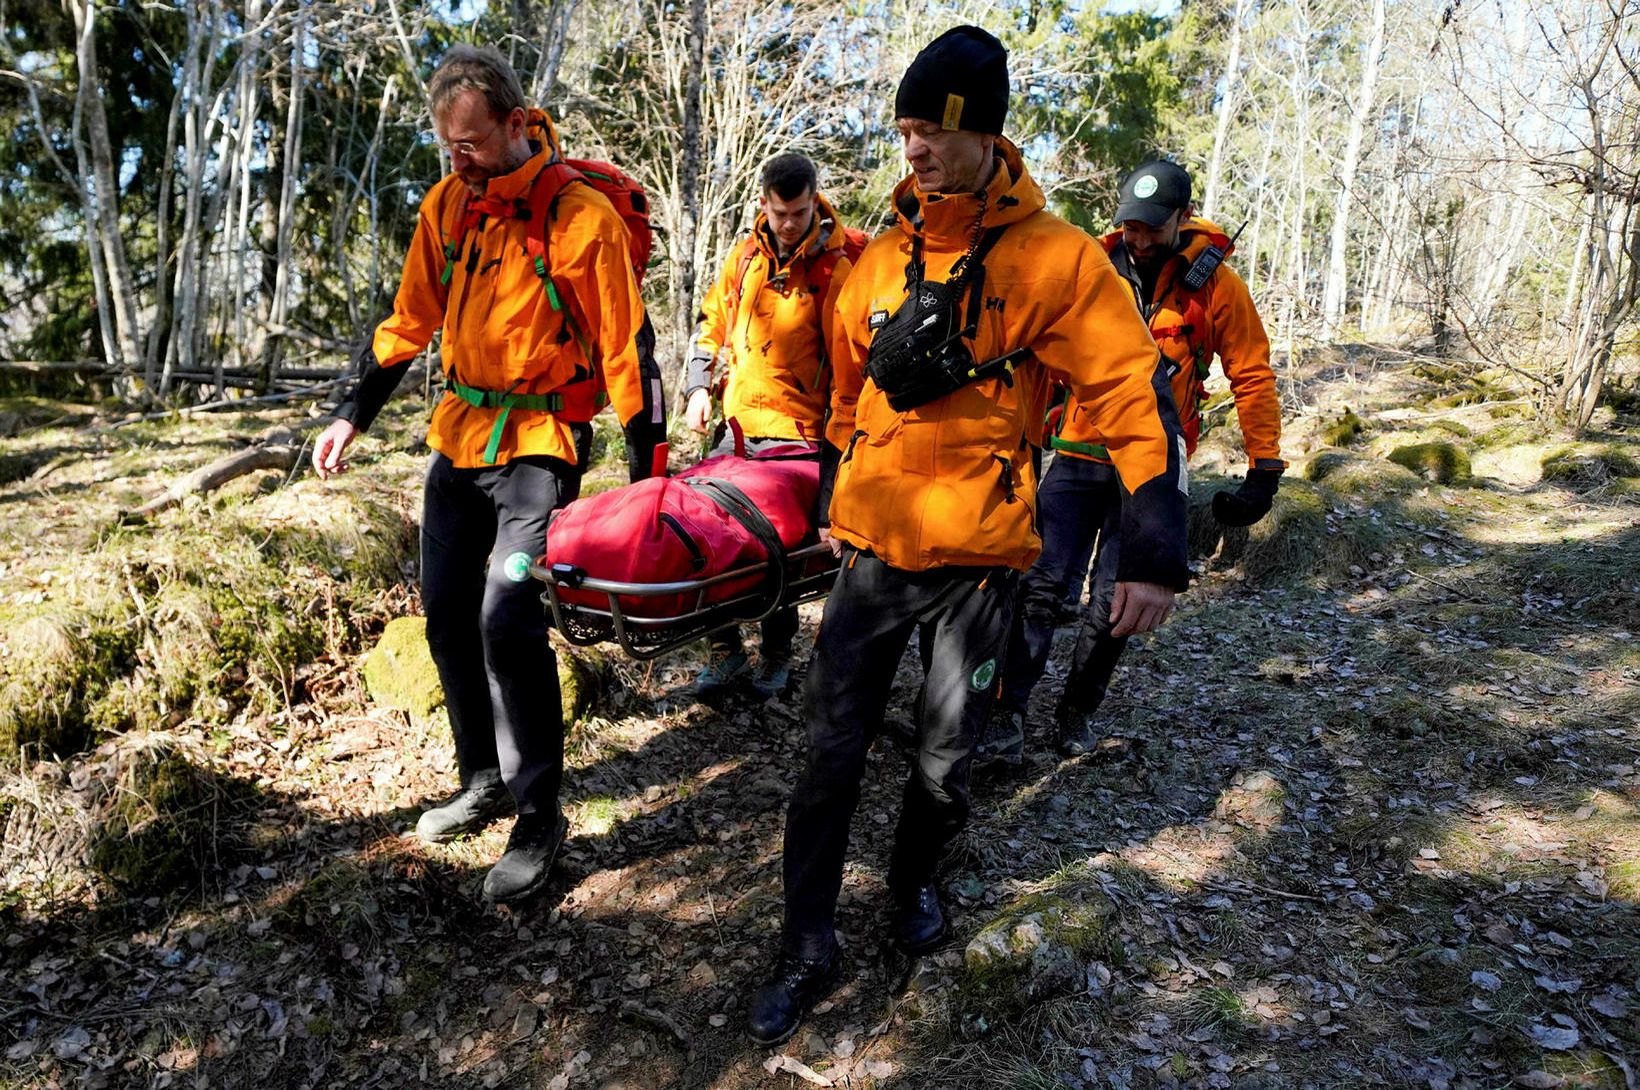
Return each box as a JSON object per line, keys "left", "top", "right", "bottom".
{"left": 1180, "top": 222, "right": 1246, "bottom": 293}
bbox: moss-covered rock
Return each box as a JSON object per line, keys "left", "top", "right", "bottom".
{"left": 963, "top": 891, "right": 1116, "bottom": 1007}
{"left": 556, "top": 642, "right": 610, "bottom": 725}
{"left": 361, "top": 617, "right": 443, "bottom": 720}
{"left": 1213, "top": 769, "right": 1286, "bottom": 832}
{"left": 87, "top": 733, "right": 259, "bottom": 896}
{"left": 1303, "top": 450, "right": 1423, "bottom": 496}
{"left": 1388, "top": 441, "right": 1472, "bottom": 483}
{"left": 1540, "top": 442, "right": 1640, "bottom": 490}
{"left": 360, "top": 621, "right": 608, "bottom": 725}
{"left": 1321, "top": 409, "right": 1365, "bottom": 447}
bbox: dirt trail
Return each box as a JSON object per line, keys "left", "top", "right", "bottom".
{"left": 2, "top": 357, "right": 1637, "bottom": 1089}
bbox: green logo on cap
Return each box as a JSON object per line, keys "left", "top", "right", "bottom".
{"left": 971, "top": 658, "right": 997, "bottom": 691}
{"left": 502, "top": 551, "right": 534, "bottom": 583}
{"left": 1133, "top": 174, "right": 1159, "bottom": 199}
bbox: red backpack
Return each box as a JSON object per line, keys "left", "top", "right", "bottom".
{"left": 439, "top": 155, "right": 656, "bottom": 423}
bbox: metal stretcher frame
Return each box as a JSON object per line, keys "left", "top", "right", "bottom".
{"left": 528, "top": 543, "right": 840, "bottom": 660}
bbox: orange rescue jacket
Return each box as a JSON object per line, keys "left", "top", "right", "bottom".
{"left": 686, "top": 196, "right": 859, "bottom": 441}
{"left": 1052, "top": 219, "right": 1283, "bottom": 471}
{"left": 371, "top": 110, "right": 647, "bottom": 469}
{"left": 826, "top": 139, "right": 1190, "bottom": 585}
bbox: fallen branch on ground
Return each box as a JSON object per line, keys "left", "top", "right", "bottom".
{"left": 121, "top": 426, "right": 310, "bottom": 523}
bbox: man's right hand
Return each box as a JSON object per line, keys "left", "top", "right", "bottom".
{"left": 684, "top": 388, "right": 713, "bottom": 434}
{"left": 818, "top": 526, "right": 843, "bottom": 557}
{"left": 313, "top": 419, "right": 360, "bottom": 480}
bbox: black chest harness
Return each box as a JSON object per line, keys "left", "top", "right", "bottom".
{"left": 864, "top": 213, "right": 1027, "bottom": 412}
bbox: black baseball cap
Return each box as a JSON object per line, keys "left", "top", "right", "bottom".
{"left": 1115, "top": 161, "right": 1192, "bottom": 226}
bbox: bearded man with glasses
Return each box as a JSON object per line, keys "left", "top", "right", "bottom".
{"left": 313, "top": 45, "right": 661, "bottom": 903}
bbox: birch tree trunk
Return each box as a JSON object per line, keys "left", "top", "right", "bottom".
{"left": 67, "top": 0, "right": 143, "bottom": 378}
{"left": 674, "top": 0, "right": 709, "bottom": 372}
{"left": 1200, "top": 0, "right": 1248, "bottom": 221}
{"left": 1320, "top": 0, "right": 1385, "bottom": 337}
{"left": 262, "top": 11, "right": 309, "bottom": 392}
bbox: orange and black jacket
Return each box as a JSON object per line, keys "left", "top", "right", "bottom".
{"left": 1051, "top": 218, "right": 1283, "bottom": 472}
{"left": 824, "top": 138, "right": 1189, "bottom": 588}
{"left": 684, "top": 196, "right": 856, "bottom": 441}
{"left": 335, "top": 110, "right": 649, "bottom": 469}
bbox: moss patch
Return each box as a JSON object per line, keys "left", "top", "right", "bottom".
{"left": 1540, "top": 442, "right": 1640, "bottom": 490}
{"left": 1388, "top": 441, "right": 1472, "bottom": 484}
{"left": 361, "top": 617, "right": 443, "bottom": 720}
{"left": 1, "top": 613, "right": 138, "bottom": 759}
{"left": 1321, "top": 409, "right": 1365, "bottom": 447}
{"left": 1303, "top": 450, "right": 1423, "bottom": 496}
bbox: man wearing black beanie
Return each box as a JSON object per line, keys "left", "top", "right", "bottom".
{"left": 747, "top": 26, "right": 1190, "bottom": 1045}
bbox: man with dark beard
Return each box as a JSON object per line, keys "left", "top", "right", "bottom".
{"left": 979, "top": 159, "right": 1284, "bottom": 767}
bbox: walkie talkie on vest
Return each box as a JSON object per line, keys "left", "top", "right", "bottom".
{"left": 1180, "top": 222, "right": 1245, "bottom": 293}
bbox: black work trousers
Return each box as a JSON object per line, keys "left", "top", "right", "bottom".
{"left": 420, "top": 451, "right": 573, "bottom": 817}
{"left": 781, "top": 550, "right": 1015, "bottom": 958}
{"left": 998, "top": 455, "right": 1129, "bottom": 719}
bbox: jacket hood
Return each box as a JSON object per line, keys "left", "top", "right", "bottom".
{"left": 753, "top": 193, "right": 849, "bottom": 262}
{"left": 1179, "top": 216, "right": 1233, "bottom": 257}
{"left": 891, "top": 136, "right": 1044, "bottom": 245}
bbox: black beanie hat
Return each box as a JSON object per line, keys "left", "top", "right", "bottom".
{"left": 894, "top": 26, "right": 1009, "bottom": 135}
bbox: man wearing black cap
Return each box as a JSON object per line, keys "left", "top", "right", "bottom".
{"left": 745, "top": 29, "right": 1192, "bottom": 1045}
{"left": 980, "top": 159, "right": 1283, "bottom": 767}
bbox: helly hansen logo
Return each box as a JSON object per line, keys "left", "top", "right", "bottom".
{"left": 985, "top": 296, "right": 1005, "bottom": 313}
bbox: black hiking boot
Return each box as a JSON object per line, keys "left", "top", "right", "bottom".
{"left": 415, "top": 774, "right": 512, "bottom": 843}
{"left": 889, "top": 882, "right": 947, "bottom": 956}
{"left": 746, "top": 949, "right": 839, "bottom": 1046}
{"left": 481, "top": 811, "right": 568, "bottom": 904}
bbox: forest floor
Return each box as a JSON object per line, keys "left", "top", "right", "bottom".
{"left": 1, "top": 346, "right": 1638, "bottom": 1090}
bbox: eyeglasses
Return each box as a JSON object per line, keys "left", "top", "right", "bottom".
{"left": 429, "top": 115, "right": 502, "bottom": 156}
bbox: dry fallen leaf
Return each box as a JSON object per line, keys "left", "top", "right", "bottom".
{"left": 763, "top": 1053, "right": 834, "bottom": 1087}
{"left": 1524, "top": 1023, "right": 1579, "bottom": 1050}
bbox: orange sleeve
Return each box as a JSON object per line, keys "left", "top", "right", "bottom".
{"left": 686, "top": 246, "right": 738, "bottom": 386}
{"left": 1034, "top": 242, "right": 1181, "bottom": 497}
{"left": 372, "top": 184, "right": 454, "bottom": 368}
{"left": 554, "top": 191, "right": 647, "bottom": 427}
{"left": 1211, "top": 265, "right": 1284, "bottom": 469}
{"left": 824, "top": 252, "right": 871, "bottom": 451}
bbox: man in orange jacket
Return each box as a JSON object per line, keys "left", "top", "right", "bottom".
{"left": 746, "top": 27, "right": 1190, "bottom": 1045}
{"left": 980, "top": 159, "right": 1284, "bottom": 766}
{"left": 682, "top": 153, "right": 860, "bottom": 699}
{"left": 310, "top": 46, "right": 662, "bottom": 904}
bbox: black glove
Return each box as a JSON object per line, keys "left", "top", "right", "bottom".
{"left": 815, "top": 440, "right": 842, "bottom": 529}
{"left": 1212, "top": 467, "right": 1282, "bottom": 527}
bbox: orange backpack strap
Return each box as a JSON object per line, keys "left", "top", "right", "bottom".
{"left": 725, "top": 236, "right": 760, "bottom": 332}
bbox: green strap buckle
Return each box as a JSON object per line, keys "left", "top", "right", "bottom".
{"left": 445, "top": 380, "right": 565, "bottom": 465}
{"left": 1049, "top": 435, "right": 1108, "bottom": 459}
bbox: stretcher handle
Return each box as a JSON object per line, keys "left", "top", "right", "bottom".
{"left": 526, "top": 543, "right": 832, "bottom": 597}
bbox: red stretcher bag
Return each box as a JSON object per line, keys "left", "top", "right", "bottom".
{"left": 542, "top": 442, "right": 820, "bottom": 619}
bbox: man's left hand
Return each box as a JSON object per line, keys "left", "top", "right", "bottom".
{"left": 1109, "top": 581, "right": 1176, "bottom": 637}
{"left": 1212, "top": 467, "right": 1283, "bottom": 527}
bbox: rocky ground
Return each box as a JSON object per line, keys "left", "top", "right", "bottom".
{"left": 1, "top": 347, "right": 1637, "bottom": 1090}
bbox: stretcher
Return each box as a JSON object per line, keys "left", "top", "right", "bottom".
{"left": 528, "top": 433, "right": 837, "bottom": 659}
{"left": 528, "top": 544, "right": 839, "bottom": 660}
